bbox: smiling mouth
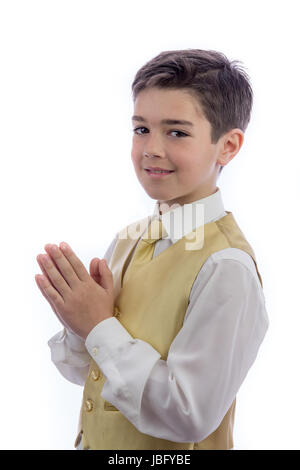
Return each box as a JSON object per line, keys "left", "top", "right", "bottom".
{"left": 145, "top": 169, "right": 175, "bottom": 175}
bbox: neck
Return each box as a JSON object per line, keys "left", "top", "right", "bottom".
{"left": 158, "top": 187, "right": 219, "bottom": 215}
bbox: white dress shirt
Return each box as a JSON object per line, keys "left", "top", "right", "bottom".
{"left": 48, "top": 187, "right": 269, "bottom": 448}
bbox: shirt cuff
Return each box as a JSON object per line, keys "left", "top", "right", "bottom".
{"left": 65, "top": 328, "right": 87, "bottom": 352}
{"left": 47, "top": 327, "right": 91, "bottom": 368}
{"left": 85, "top": 317, "right": 135, "bottom": 361}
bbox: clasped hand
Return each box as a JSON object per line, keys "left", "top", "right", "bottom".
{"left": 35, "top": 242, "right": 114, "bottom": 340}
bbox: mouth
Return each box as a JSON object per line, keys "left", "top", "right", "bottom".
{"left": 144, "top": 168, "right": 175, "bottom": 178}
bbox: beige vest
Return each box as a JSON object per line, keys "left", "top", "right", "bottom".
{"left": 75, "top": 211, "right": 263, "bottom": 450}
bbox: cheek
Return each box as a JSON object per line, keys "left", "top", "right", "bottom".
{"left": 175, "top": 156, "right": 197, "bottom": 173}
{"left": 175, "top": 158, "right": 205, "bottom": 183}
{"left": 131, "top": 154, "right": 144, "bottom": 174}
{"left": 131, "top": 149, "right": 139, "bottom": 166}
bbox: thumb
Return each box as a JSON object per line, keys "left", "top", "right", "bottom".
{"left": 89, "top": 257, "right": 101, "bottom": 283}
{"left": 99, "top": 259, "right": 113, "bottom": 292}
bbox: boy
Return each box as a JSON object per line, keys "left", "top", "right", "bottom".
{"left": 35, "top": 49, "right": 269, "bottom": 450}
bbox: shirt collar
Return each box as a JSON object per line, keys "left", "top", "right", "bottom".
{"left": 152, "top": 187, "right": 226, "bottom": 243}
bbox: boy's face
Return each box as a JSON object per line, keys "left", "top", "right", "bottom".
{"left": 131, "top": 87, "right": 243, "bottom": 208}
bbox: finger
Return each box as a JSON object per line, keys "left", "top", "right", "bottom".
{"left": 44, "top": 244, "right": 80, "bottom": 289}
{"left": 36, "top": 254, "right": 63, "bottom": 293}
{"left": 35, "top": 273, "right": 55, "bottom": 304}
{"left": 37, "top": 254, "right": 69, "bottom": 304}
{"left": 59, "top": 242, "right": 90, "bottom": 281}
{"left": 37, "top": 253, "right": 71, "bottom": 298}
{"left": 89, "top": 258, "right": 101, "bottom": 280}
{"left": 35, "top": 273, "right": 65, "bottom": 307}
{"left": 35, "top": 274, "right": 68, "bottom": 328}
{"left": 99, "top": 259, "right": 114, "bottom": 293}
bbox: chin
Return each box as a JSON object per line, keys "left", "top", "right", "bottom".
{"left": 143, "top": 188, "right": 166, "bottom": 200}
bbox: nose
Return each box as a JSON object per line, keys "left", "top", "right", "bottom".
{"left": 143, "top": 131, "right": 165, "bottom": 159}
{"left": 144, "top": 149, "right": 166, "bottom": 159}
{"left": 144, "top": 152, "right": 156, "bottom": 158}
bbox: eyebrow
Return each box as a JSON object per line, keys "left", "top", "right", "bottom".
{"left": 131, "top": 115, "right": 194, "bottom": 127}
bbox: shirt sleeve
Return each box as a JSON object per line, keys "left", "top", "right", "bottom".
{"left": 47, "top": 327, "right": 91, "bottom": 386}
{"left": 47, "top": 234, "right": 118, "bottom": 386}
{"left": 85, "top": 252, "right": 269, "bottom": 442}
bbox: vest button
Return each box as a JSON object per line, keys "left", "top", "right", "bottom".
{"left": 84, "top": 399, "right": 94, "bottom": 412}
{"left": 91, "top": 369, "right": 101, "bottom": 381}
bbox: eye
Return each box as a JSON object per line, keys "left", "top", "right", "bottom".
{"left": 132, "top": 127, "right": 148, "bottom": 135}
{"left": 132, "top": 127, "right": 188, "bottom": 138}
{"left": 169, "top": 130, "right": 188, "bottom": 138}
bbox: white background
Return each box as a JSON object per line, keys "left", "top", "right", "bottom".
{"left": 1, "top": 0, "right": 299, "bottom": 450}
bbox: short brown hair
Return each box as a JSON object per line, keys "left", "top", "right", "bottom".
{"left": 131, "top": 49, "right": 253, "bottom": 173}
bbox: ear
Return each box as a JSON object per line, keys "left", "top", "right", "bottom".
{"left": 217, "top": 129, "right": 244, "bottom": 167}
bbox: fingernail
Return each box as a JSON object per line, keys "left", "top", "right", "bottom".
{"left": 60, "top": 242, "right": 69, "bottom": 252}
{"left": 37, "top": 274, "right": 46, "bottom": 285}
